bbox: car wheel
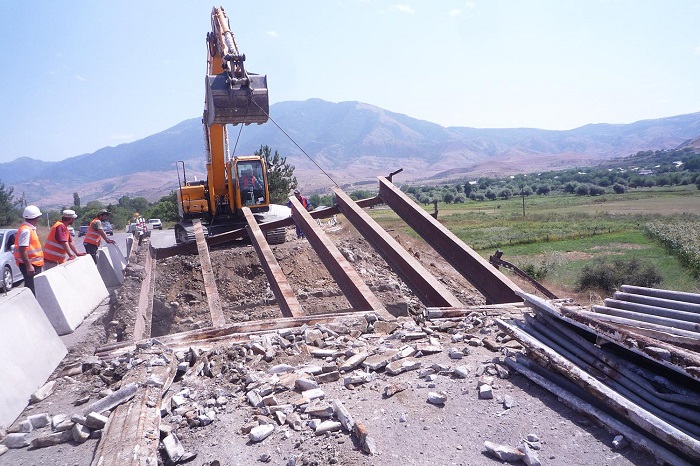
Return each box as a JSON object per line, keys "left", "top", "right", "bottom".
{"left": 2, "top": 265, "right": 13, "bottom": 291}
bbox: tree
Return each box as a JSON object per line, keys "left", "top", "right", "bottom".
{"left": 256, "top": 145, "right": 297, "bottom": 204}
{"left": 0, "top": 182, "right": 17, "bottom": 226}
{"left": 73, "top": 192, "right": 81, "bottom": 208}
{"left": 443, "top": 192, "right": 455, "bottom": 204}
{"left": 147, "top": 191, "right": 179, "bottom": 222}
{"left": 463, "top": 182, "right": 472, "bottom": 197}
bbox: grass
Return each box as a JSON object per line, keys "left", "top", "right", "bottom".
{"left": 369, "top": 186, "right": 700, "bottom": 294}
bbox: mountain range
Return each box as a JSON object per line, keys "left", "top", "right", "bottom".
{"left": 2, "top": 98, "right": 700, "bottom": 209}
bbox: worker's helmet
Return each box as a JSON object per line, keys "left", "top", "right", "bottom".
{"left": 22, "top": 205, "right": 42, "bottom": 219}
{"left": 98, "top": 209, "right": 111, "bottom": 216}
{"left": 134, "top": 212, "right": 140, "bottom": 218}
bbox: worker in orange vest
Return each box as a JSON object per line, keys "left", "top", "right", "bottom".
{"left": 286, "top": 189, "right": 313, "bottom": 239}
{"left": 14, "top": 205, "right": 44, "bottom": 295}
{"left": 43, "top": 209, "right": 86, "bottom": 270}
{"left": 83, "top": 210, "right": 116, "bottom": 262}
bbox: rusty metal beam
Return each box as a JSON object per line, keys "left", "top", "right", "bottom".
{"left": 332, "top": 187, "right": 462, "bottom": 308}
{"left": 155, "top": 196, "right": 386, "bottom": 259}
{"left": 289, "top": 196, "right": 391, "bottom": 319}
{"left": 242, "top": 207, "right": 304, "bottom": 318}
{"left": 377, "top": 176, "right": 521, "bottom": 304}
{"left": 193, "top": 220, "right": 225, "bottom": 327}
{"left": 132, "top": 247, "right": 156, "bottom": 341}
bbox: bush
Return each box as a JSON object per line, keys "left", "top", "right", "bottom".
{"left": 576, "top": 258, "right": 662, "bottom": 293}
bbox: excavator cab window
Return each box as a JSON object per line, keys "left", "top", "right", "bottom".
{"left": 237, "top": 162, "right": 266, "bottom": 207}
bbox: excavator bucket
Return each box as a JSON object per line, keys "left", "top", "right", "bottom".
{"left": 206, "top": 73, "right": 269, "bottom": 126}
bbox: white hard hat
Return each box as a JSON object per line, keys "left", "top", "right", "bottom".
{"left": 62, "top": 209, "right": 78, "bottom": 219}
{"left": 23, "top": 205, "right": 42, "bottom": 219}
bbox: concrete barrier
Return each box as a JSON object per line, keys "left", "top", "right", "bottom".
{"left": 0, "top": 288, "right": 67, "bottom": 429}
{"left": 96, "top": 244, "right": 126, "bottom": 287}
{"left": 34, "top": 256, "right": 109, "bottom": 335}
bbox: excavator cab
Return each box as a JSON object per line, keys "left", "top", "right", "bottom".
{"left": 205, "top": 7, "right": 269, "bottom": 126}
{"left": 234, "top": 158, "right": 268, "bottom": 208}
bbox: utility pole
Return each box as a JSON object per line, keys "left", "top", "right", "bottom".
{"left": 521, "top": 185, "right": 526, "bottom": 217}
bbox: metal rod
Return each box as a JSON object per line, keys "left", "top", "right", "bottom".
{"left": 614, "top": 291, "right": 700, "bottom": 314}
{"left": 604, "top": 298, "right": 700, "bottom": 324}
{"left": 594, "top": 304, "right": 700, "bottom": 332}
{"left": 620, "top": 285, "right": 700, "bottom": 305}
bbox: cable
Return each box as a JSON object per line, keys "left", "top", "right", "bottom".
{"left": 252, "top": 99, "right": 338, "bottom": 187}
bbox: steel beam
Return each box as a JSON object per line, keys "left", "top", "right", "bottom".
{"left": 242, "top": 207, "right": 304, "bottom": 318}
{"left": 193, "top": 220, "right": 225, "bottom": 327}
{"left": 332, "top": 187, "right": 462, "bottom": 307}
{"left": 289, "top": 196, "right": 391, "bottom": 318}
{"left": 377, "top": 176, "right": 521, "bottom": 304}
{"left": 132, "top": 247, "right": 156, "bottom": 341}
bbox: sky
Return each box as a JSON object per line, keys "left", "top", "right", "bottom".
{"left": 1, "top": 0, "right": 699, "bottom": 164}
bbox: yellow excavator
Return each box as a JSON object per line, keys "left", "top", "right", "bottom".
{"left": 175, "top": 6, "right": 285, "bottom": 244}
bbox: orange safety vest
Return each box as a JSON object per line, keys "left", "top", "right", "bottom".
{"left": 14, "top": 223, "right": 44, "bottom": 267}
{"left": 241, "top": 175, "right": 256, "bottom": 189}
{"left": 43, "top": 221, "right": 69, "bottom": 263}
{"left": 84, "top": 218, "right": 102, "bottom": 246}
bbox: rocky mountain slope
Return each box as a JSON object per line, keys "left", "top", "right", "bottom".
{"left": 2, "top": 99, "right": 700, "bottom": 208}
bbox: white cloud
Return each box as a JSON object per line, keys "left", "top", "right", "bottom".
{"left": 392, "top": 4, "right": 415, "bottom": 15}
{"left": 465, "top": 1, "right": 475, "bottom": 8}
{"left": 449, "top": 9, "right": 462, "bottom": 17}
{"left": 75, "top": 75, "right": 86, "bottom": 81}
{"left": 266, "top": 31, "right": 278, "bottom": 38}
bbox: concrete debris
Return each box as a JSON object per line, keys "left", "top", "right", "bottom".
{"left": 0, "top": 445, "right": 7, "bottom": 456}
{"left": 83, "top": 382, "right": 138, "bottom": 415}
{"left": 483, "top": 440, "right": 526, "bottom": 462}
{"left": 29, "top": 430, "right": 73, "bottom": 449}
{"left": 163, "top": 433, "right": 186, "bottom": 462}
{"left": 30, "top": 380, "right": 57, "bottom": 403}
{"left": 383, "top": 383, "right": 407, "bottom": 398}
{"left": 518, "top": 442, "right": 542, "bottom": 466}
{"left": 385, "top": 357, "right": 421, "bottom": 375}
{"left": 249, "top": 424, "right": 275, "bottom": 442}
{"left": 612, "top": 434, "right": 629, "bottom": 450}
{"left": 1, "top": 433, "right": 29, "bottom": 449}
{"left": 427, "top": 391, "right": 448, "bottom": 405}
{"left": 71, "top": 423, "right": 91, "bottom": 443}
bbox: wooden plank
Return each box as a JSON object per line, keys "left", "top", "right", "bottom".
{"left": 242, "top": 207, "right": 304, "bottom": 317}
{"left": 193, "top": 220, "right": 225, "bottom": 327}
{"left": 132, "top": 247, "right": 156, "bottom": 341}
{"left": 92, "top": 360, "right": 176, "bottom": 466}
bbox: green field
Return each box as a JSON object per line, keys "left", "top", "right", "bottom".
{"left": 370, "top": 186, "right": 700, "bottom": 295}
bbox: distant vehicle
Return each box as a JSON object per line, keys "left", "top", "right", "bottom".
{"left": 68, "top": 226, "right": 75, "bottom": 236}
{"left": 78, "top": 225, "right": 89, "bottom": 237}
{"left": 0, "top": 229, "right": 23, "bottom": 291}
{"left": 103, "top": 222, "right": 114, "bottom": 236}
{"left": 148, "top": 219, "right": 163, "bottom": 230}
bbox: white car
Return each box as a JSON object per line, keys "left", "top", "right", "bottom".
{"left": 0, "top": 229, "right": 24, "bottom": 291}
{"left": 148, "top": 219, "right": 163, "bottom": 230}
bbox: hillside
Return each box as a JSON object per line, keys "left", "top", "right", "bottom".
{"left": 2, "top": 99, "right": 700, "bottom": 208}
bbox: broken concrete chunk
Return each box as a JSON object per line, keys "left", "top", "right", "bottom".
{"left": 333, "top": 399, "right": 355, "bottom": 432}
{"left": 285, "top": 412, "right": 303, "bottom": 431}
{"left": 302, "top": 388, "right": 325, "bottom": 401}
{"left": 315, "top": 371, "right": 340, "bottom": 384}
{"left": 362, "top": 350, "right": 399, "bottom": 371}
{"left": 427, "top": 391, "right": 448, "bottom": 405}
{"left": 30, "top": 380, "right": 57, "bottom": 403}
{"left": 304, "top": 403, "right": 334, "bottom": 418}
{"left": 518, "top": 442, "right": 542, "bottom": 466}
{"left": 269, "top": 363, "right": 295, "bottom": 374}
{"left": 249, "top": 424, "right": 275, "bottom": 442}
{"left": 343, "top": 370, "right": 373, "bottom": 386}
{"left": 385, "top": 357, "right": 421, "bottom": 375}
{"left": 28, "top": 413, "right": 51, "bottom": 429}
{"left": 0, "top": 445, "right": 7, "bottom": 456}
{"left": 447, "top": 348, "right": 463, "bottom": 359}
{"left": 8, "top": 420, "right": 32, "bottom": 433}
{"left": 84, "top": 382, "right": 138, "bottom": 415}
{"left": 311, "top": 348, "right": 337, "bottom": 359}
{"left": 454, "top": 366, "right": 470, "bottom": 379}
{"left": 247, "top": 390, "right": 264, "bottom": 408}
{"left": 339, "top": 352, "right": 368, "bottom": 372}
{"left": 295, "top": 378, "right": 319, "bottom": 391}
{"left": 383, "top": 383, "right": 407, "bottom": 398}
{"left": 354, "top": 421, "right": 377, "bottom": 455}
{"left": 482, "top": 337, "right": 500, "bottom": 352}
{"left": 163, "top": 433, "right": 185, "bottom": 462}
{"left": 72, "top": 423, "right": 91, "bottom": 443}
{"left": 2, "top": 433, "right": 29, "bottom": 449}
{"left": 503, "top": 394, "right": 514, "bottom": 409}
{"left": 612, "top": 434, "right": 629, "bottom": 450}
{"left": 479, "top": 385, "right": 494, "bottom": 399}
{"left": 483, "top": 441, "right": 526, "bottom": 462}
{"left": 314, "top": 421, "right": 342, "bottom": 435}
{"left": 85, "top": 412, "right": 108, "bottom": 430}
{"left": 29, "top": 430, "right": 73, "bottom": 449}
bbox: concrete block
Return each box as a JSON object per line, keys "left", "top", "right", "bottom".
{"left": 0, "top": 288, "right": 67, "bottom": 430}
{"left": 96, "top": 245, "right": 125, "bottom": 287}
{"left": 34, "top": 256, "right": 109, "bottom": 335}
{"left": 125, "top": 236, "right": 134, "bottom": 263}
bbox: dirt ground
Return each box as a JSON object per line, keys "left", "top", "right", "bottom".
{"left": 0, "top": 220, "right": 660, "bottom": 466}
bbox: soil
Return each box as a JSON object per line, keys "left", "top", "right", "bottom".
{"left": 0, "top": 221, "right": 660, "bottom": 466}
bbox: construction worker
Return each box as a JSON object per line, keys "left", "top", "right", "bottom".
{"left": 14, "top": 205, "right": 44, "bottom": 295}
{"left": 83, "top": 210, "right": 116, "bottom": 263}
{"left": 240, "top": 169, "right": 257, "bottom": 190}
{"left": 286, "top": 189, "right": 313, "bottom": 239}
{"left": 131, "top": 212, "right": 148, "bottom": 246}
{"left": 43, "top": 209, "right": 86, "bottom": 270}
